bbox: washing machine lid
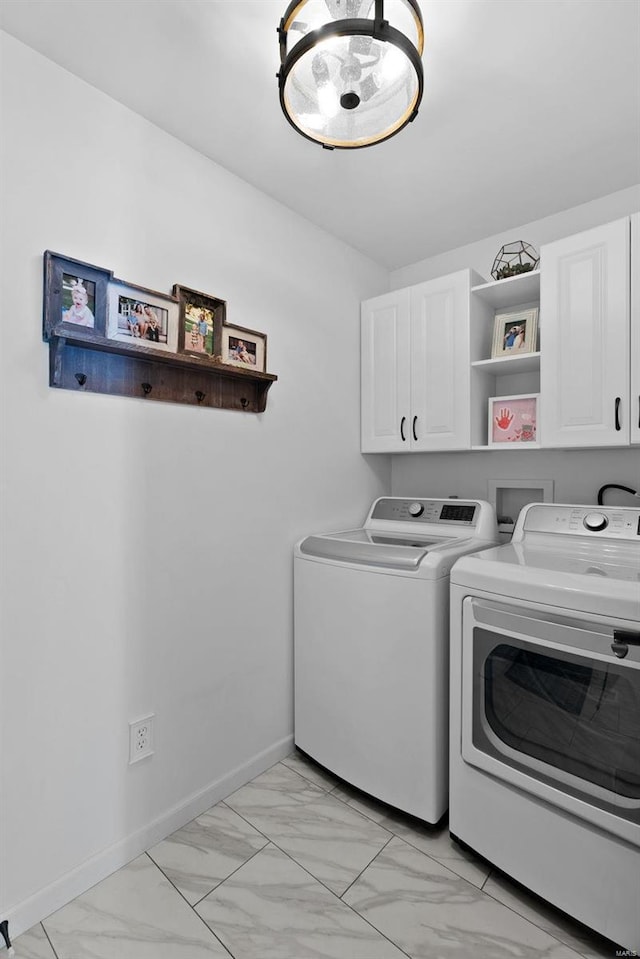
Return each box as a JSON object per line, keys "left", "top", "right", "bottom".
{"left": 299, "top": 528, "right": 449, "bottom": 570}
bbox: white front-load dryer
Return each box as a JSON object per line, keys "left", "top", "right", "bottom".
{"left": 449, "top": 502, "right": 640, "bottom": 952}
{"left": 294, "top": 497, "right": 497, "bottom": 823}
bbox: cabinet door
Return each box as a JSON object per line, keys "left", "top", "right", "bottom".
{"left": 631, "top": 213, "right": 640, "bottom": 445}
{"left": 409, "top": 271, "right": 471, "bottom": 450}
{"left": 361, "top": 289, "right": 411, "bottom": 452}
{"left": 540, "top": 218, "right": 630, "bottom": 447}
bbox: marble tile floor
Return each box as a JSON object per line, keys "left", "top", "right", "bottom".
{"left": 15, "top": 751, "right": 622, "bottom": 959}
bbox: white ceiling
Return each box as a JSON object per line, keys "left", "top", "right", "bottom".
{"left": 1, "top": 0, "right": 638, "bottom": 270}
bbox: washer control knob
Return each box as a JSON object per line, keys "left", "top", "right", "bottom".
{"left": 583, "top": 512, "right": 608, "bottom": 532}
{"left": 408, "top": 502, "right": 424, "bottom": 517}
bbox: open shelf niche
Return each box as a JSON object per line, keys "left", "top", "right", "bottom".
{"left": 469, "top": 269, "right": 541, "bottom": 447}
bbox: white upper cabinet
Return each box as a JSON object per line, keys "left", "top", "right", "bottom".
{"left": 361, "top": 272, "right": 471, "bottom": 452}
{"left": 361, "top": 289, "right": 411, "bottom": 452}
{"left": 540, "top": 218, "right": 631, "bottom": 447}
{"left": 362, "top": 214, "right": 636, "bottom": 454}
{"left": 409, "top": 272, "right": 471, "bottom": 451}
{"left": 631, "top": 213, "right": 640, "bottom": 445}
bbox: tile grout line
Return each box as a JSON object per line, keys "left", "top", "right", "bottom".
{"left": 336, "top": 837, "right": 415, "bottom": 959}
{"left": 142, "top": 853, "right": 235, "bottom": 959}
{"left": 40, "top": 921, "right": 60, "bottom": 959}
{"left": 190, "top": 841, "right": 269, "bottom": 909}
{"left": 279, "top": 757, "right": 338, "bottom": 793}
{"left": 479, "top": 882, "right": 605, "bottom": 959}
{"left": 215, "top": 801, "right": 395, "bottom": 910}
{"left": 326, "top": 786, "right": 491, "bottom": 891}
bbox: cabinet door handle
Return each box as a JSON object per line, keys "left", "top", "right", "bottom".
{"left": 638, "top": 396, "right": 640, "bottom": 430}
{"left": 412, "top": 415, "right": 418, "bottom": 441}
{"left": 615, "top": 397, "right": 621, "bottom": 431}
{"left": 400, "top": 416, "right": 406, "bottom": 441}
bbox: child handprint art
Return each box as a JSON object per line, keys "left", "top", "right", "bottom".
{"left": 489, "top": 394, "right": 538, "bottom": 446}
{"left": 495, "top": 407, "right": 514, "bottom": 431}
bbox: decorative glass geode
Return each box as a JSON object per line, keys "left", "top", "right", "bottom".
{"left": 491, "top": 241, "right": 540, "bottom": 281}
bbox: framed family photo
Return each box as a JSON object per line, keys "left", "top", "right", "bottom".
{"left": 43, "top": 251, "right": 111, "bottom": 338}
{"left": 491, "top": 307, "right": 538, "bottom": 359}
{"left": 107, "top": 281, "right": 179, "bottom": 353}
{"left": 221, "top": 323, "right": 267, "bottom": 372}
{"left": 488, "top": 393, "right": 539, "bottom": 446}
{"left": 173, "top": 285, "right": 226, "bottom": 359}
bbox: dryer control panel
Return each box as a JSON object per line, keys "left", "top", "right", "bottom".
{"left": 519, "top": 504, "right": 640, "bottom": 540}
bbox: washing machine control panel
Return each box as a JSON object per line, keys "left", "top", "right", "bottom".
{"left": 521, "top": 504, "right": 640, "bottom": 539}
{"left": 371, "top": 498, "right": 478, "bottom": 525}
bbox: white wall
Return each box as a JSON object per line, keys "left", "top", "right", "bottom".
{"left": 0, "top": 33, "right": 390, "bottom": 933}
{"left": 389, "top": 188, "right": 640, "bottom": 505}
{"left": 390, "top": 185, "right": 640, "bottom": 289}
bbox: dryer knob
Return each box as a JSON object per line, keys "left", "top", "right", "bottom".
{"left": 583, "top": 512, "right": 608, "bottom": 532}
{"left": 408, "top": 502, "right": 424, "bottom": 517}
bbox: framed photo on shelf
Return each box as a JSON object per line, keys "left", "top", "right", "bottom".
{"left": 107, "top": 281, "right": 179, "bottom": 353}
{"left": 491, "top": 306, "right": 538, "bottom": 359}
{"left": 221, "top": 323, "right": 267, "bottom": 372}
{"left": 488, "top": 394, "right": 539, "bottom": 446}
{"left": 43, "top": 251, "right": 111, "bottom": 338}
{"left": 173, "top": 284, "right": 226, "bottom": 359}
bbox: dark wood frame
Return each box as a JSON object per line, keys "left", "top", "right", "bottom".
{"left": 43, "top": 251, "right": 111, "bottom": 339}
{"left": 221, "top": 322, "right": 267, "bottom": 372}
{"left": 173, "top": 284, "right": 226, "bottom": 360}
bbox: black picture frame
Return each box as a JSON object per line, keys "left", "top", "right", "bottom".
{"left": 43, "top": 251, "right": 111, "bottom": 340}
{"left": 173, "top": 284, "right": 227, "bottom": 360}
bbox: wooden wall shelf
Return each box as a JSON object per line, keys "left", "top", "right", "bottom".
{"left": 46, "top": 327, "right": 278, "bottom": 413}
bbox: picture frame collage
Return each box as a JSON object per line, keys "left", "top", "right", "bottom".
{"left": 42, "top": 252, "right": 268, "bottom": 373}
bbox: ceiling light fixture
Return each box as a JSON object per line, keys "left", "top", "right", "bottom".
{"left": 277, "top": 0, "right": 424, "bottom": 150}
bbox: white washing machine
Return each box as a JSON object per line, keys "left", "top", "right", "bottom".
{"left": 294, "top": 497, "right": 497, "bottom": 823}
{"left": 449, "top": 503, "right": 640, "bottom": 952}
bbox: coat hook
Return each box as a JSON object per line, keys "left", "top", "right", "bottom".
{"left": 0, "top": 919, "right": 15, "bottom": 956}
{"left": 141, "top": 382, "right": 152, "bottom": 395}
{"left": 195, "top": 390, "right": 206, "bottom": 404}
{"left": 240, "top": 397, "right": 249, "bottom": 408}
{"left": 74, "top": 373, "right": 87, "bottom": 387}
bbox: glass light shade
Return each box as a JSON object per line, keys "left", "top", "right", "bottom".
{"left": 283, "top": 0, "right": 423, "bottom": 57}
{"left": 278, "top": 0, "right": 424, "bottom": 149}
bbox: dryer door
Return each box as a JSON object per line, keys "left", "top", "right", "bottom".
{"left": 460, "top": 596, "right": 640, "bottom": 846}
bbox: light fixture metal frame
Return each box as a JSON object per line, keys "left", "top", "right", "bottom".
{"left": 277, "top": 0, "right": 424, "bottom": 150}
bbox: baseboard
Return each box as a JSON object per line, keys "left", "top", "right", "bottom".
{"left": 2, "top": 733, "right": 293, "bottom": 943}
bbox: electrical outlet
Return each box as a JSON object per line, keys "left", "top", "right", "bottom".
{"left": 129, "top": 714, "right": 155, "bottom": 764}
